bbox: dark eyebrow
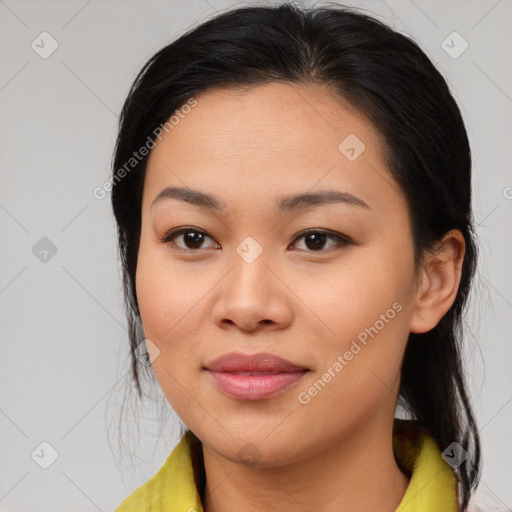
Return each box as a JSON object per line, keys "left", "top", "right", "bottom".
{"left": 151, "top": 186, "right": 226, "bottom": 212}
{"left": 278, "top": 189, "right": 370, "bottom": 212}
{"left": 150, "top": 186, "right": 370, "bottom": 213}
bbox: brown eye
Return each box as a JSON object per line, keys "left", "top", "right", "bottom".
{"left": 291, "top": 229, "right": 350, "bottom": 252}
{"left": 158, "top": 228, "right": 218, "bottom": 250}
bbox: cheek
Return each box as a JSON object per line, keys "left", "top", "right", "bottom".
{"left": 297, "top": 280, "right": 411, "bottom": 433}
{"left": 136, "top": 240, "right": 203, "bottom": 338}
{"left": 305, "top": 246, "right": 413, "bottom": 340}
{"left": 304, "top": 244, "right": 415, "bottom": 393}
{"left": 135, "top": 245, "right": 205, "bottom": 377}
{"left": 135, "top": 250, "right": 207, "bottom": 420}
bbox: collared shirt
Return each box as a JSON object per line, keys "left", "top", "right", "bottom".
{"left": 115, "top": 419, "right": 459, "bottom": 511}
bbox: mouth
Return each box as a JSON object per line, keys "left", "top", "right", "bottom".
{"left": 204, "top": 352, "right": 310, "bottom": 400}
{"left": 225, "top": 371, "right": 288, "bottom": 375}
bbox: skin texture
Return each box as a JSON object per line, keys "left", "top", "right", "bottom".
{"left": 135, "top": 82, "right": 465, "bottom": 512}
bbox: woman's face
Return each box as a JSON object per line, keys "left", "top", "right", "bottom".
{"left": 136, "top": 82, "right": 419, "bottom": 465}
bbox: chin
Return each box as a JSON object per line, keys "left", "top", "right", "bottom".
{"left": 202, "top": 428, "right": 311, "bottom": 468}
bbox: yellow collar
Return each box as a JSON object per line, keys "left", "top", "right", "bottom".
{"left": 116, "top": 419, "right": 458, "bottom": 511}
{"left": 392, "top": 420, "right": 459, "bottom": 510}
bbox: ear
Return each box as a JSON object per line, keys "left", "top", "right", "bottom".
{"left": 409, "top": 229, "right": 465, "bottom": 334}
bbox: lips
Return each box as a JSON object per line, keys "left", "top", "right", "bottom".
{"left": 205, "top": 352, "right": 308, "bottom": 373}
{"left": 204, "top": 352, "right": 309, "bottom": 400}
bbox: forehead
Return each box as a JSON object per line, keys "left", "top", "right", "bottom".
{"left": 143, "top": 82, "right": 403, "bottom": 217}
{"left": 150, "top": 82, "right": 378, "bottom": 157}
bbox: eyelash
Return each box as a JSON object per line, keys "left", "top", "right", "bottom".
{"left": 157, "top": 227, "right": 352, "bottom": 253}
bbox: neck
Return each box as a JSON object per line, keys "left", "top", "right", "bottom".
{"left": 201, "top": 417, "right": 410, "bottom": 512}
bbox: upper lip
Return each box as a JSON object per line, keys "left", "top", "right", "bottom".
{"left": 204, "top": 352, "right": 309, "bottom": 373}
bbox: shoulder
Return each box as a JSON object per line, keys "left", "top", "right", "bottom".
{"left": 114, "top": 430, "right": 204, "bottom": 512}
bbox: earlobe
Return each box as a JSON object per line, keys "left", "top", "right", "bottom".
{"left": 409, "top": 229, "right": 465, "bottom": 334}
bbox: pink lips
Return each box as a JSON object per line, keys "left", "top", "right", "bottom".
{"left": 204, "top": 352, "right": 309, "bottom": 400}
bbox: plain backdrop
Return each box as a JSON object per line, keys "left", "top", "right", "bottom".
{"left": 1, "top": 0, "right": 511, "bottom": 510}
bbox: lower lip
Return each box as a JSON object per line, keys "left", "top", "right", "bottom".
{"left": 207, "top": 370, "right": 308, "bottom": 400}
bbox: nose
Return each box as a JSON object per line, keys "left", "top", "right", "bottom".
{"left": 210, "top": 248, "right": 293, "bottom": 333}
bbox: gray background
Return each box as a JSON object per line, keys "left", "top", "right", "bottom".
{"left": 1, "top": 0, "right": 511, "bottom": 510}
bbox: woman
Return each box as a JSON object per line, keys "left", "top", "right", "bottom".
{"left": 111, "top": 3, "right": 482, "bottom": 511}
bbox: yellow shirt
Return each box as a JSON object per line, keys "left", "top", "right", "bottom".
{"left": 115, "top": 419, "right": 459, "bottom": 511}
